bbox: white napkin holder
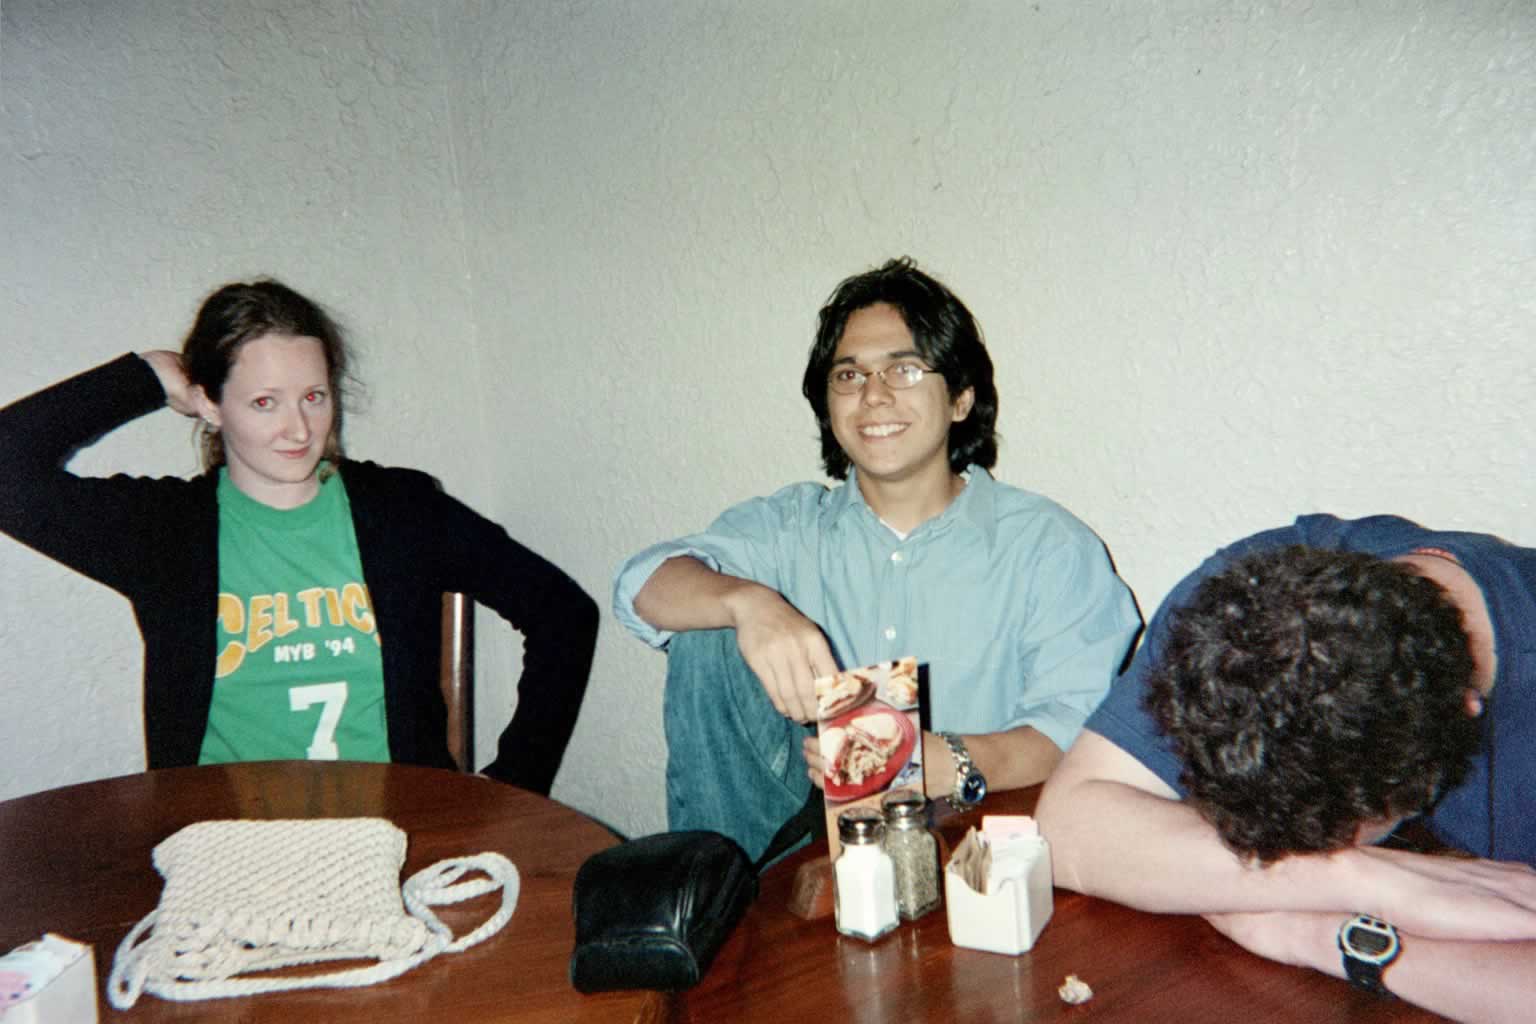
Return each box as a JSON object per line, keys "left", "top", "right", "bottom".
{"left": 944, "top": 828, "right": 1053, "bottom": 955}
{"left": 0, "top": 934, "right": 98, "bottom": 1024}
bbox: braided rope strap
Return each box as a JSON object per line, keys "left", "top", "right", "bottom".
{"left": 107, "top": 819, "right": 519, "bottom": 1008}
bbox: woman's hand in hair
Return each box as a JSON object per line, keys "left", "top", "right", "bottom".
{"left": 139, "top": 350, "right": 199, "bottom": 417}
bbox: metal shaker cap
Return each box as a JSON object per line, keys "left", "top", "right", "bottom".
{"left": 881, "top": 788, "right": 928, "bottom": 830}
{"left": 838, "top": 806, "right": 886, "bottom": 845}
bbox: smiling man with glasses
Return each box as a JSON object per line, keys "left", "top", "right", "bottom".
{"left": 613, "top": 257, "right": 1140, "bottom": 861}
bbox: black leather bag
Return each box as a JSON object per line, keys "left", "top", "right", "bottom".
{"left": 569, "top": 830, "right": 757, "bottom": 993}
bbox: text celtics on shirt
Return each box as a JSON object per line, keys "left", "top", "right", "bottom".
{"left": 201, "top": 470, "right": 389, "bottom": 764}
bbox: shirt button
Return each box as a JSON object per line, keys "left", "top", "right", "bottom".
{"left": 890, "top": 551, "right": 904, "bottom": 563}
{"left": 883, "top": 626, "right": 897, "bottom": 641}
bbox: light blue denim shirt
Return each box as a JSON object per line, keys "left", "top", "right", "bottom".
{"left": 612, "top": 467, "right": 1141, "bottom": 751}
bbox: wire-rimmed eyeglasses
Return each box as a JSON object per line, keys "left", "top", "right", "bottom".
{"left": 828, "top": 360, "right": 933, "bottom": 395}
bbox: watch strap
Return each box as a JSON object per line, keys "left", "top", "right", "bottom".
{"left": 939, "top": 732, "right": 976, "bottom": 811}
{"left": 1341, "top": 955, "right": 1390, "bottom": 996}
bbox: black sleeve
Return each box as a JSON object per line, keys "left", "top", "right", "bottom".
{"left": 0, "top": 354, "right": 180, "bottom": 595}
{"left": 427, "top": 486, "right": 600, "bottom": 795}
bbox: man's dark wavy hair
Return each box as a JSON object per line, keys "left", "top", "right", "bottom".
{"left": 800, "top": 257, "right": 999, "bottom": 480}
{"left": 1145, "top": 545, "right": 1481, "bottom": 864}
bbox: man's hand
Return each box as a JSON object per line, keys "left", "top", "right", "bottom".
{"left": 725, "top": 585, "right": 839, "bottom": 724}
{"left": 1203, "top": 846, "right": 1536, "bottom": 949}
{"left": 802, "top": 734, "right": 827, "bottom": 790}
{"left": 1348, "top": 845, "right": 1536, "bottom": 942}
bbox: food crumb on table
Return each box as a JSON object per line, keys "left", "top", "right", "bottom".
{"left": 1058, "top": 974, "right": 1094, "bottom": 1005}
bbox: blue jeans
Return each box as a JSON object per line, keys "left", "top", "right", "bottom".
{"left": 664, "top": 628, "right": 813, "bottom": 863}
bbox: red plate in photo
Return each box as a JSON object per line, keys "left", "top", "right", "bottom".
{"left": 821, "top": 704, "right": 918, "bottom": 804}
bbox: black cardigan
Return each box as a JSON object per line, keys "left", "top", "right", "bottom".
{"left": 0, "top": 354, "right": 598, "bottom": 794}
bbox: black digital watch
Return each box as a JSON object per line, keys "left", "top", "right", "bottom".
{"left": 1337, "top": 914, "right": 1401, "bottom": 997}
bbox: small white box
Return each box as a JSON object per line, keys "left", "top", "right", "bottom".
{"left": 0, "top": 934, "right": 98, "bottom": 1024}
{"left": 944, "top": 834, "right": 1054, "bottom": 955}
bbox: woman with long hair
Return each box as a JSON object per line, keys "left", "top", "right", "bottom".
{"left": 0, "top": 279, "right": 596, "bottom": 794}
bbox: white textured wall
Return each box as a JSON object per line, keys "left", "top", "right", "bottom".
{"left": 4, "top": 2, "right": 1533, "bottom": 843}
{"left": 447, "top": 1, "right": 1536, "bottom": 838}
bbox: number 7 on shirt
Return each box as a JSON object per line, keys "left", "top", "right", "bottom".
{"left": 289, "top": 682, "right": 348, "bottom": 760}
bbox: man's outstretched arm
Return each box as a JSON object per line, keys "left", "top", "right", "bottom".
{"left": 1036, "top": 732, "right": 1536, "bottom": 941}
{"left": 925, "top": 725, "right": 1064, "bottom": 794}
{"left": 1206, "top": 909, "right": 1536, "bottom": 1024}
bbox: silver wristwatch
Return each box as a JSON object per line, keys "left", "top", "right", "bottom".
{"left": 939, "top": 732, "right": 987, "bottom": 811}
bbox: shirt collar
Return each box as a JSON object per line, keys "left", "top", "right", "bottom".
{"left": 829, "top": 465, "right": 999, "bottom": 549}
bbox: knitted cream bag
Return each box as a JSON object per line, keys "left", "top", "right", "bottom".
{"left": 107, "top": 819, "right": 518, "bottom": 1008}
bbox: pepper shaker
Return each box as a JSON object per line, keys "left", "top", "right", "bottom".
{"left": 881, "top": 789, "right": 941, "bottom": 920}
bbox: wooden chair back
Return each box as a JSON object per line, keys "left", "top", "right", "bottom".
{"left": 440, "top": 592, "right": 475, "bottom": 772}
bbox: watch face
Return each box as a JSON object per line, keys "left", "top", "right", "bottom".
{"left": 1343, "top": 918, "right": 1400, "bottom": 964}
{"left": 1349, "top": 930, "right": 1393, "bottom": 957}
{"left": 961, "top": 772, "right": 987, "bottom": 804}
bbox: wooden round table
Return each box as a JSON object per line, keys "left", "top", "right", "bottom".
{"left": 675, "top": 786, "right": 1451, "bottom": 1024}
{"left": 0, "top": 761, "right": 670, "bottom": 1023}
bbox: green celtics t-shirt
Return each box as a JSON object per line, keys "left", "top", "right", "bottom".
{"left": 199, "top": 467, "right": 390, "bottom": 764}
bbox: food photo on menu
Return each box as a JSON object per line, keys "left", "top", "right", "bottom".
{"left": 815, "top": 656, "right": 925, "bottom": 858}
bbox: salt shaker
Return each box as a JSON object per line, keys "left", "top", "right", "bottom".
{"left": 881, "top": 789, "right": 941, "bottom": 920}
{"left": 833, "top": 807, "right": 899, "bottom": 942}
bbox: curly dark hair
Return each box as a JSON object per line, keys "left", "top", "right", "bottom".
{"left": 1145, "top": 545, "right": 1481, "bottom": 864}
{"left": 800, "top": 257, "right": 999, "bottom": 480}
